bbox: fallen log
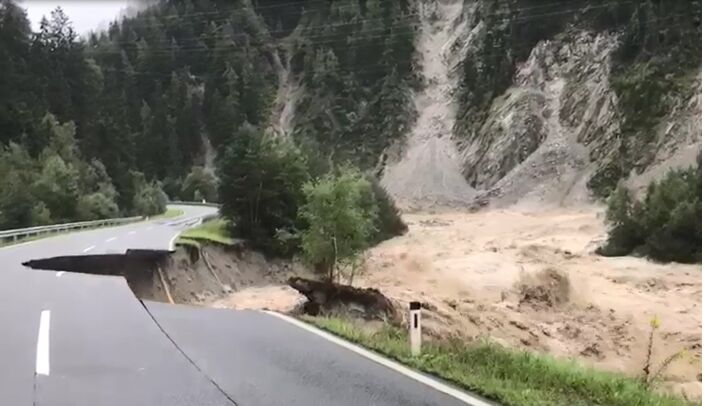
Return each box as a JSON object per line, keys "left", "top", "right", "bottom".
{"left": 288, "top": 277, "right": 397, "bottom": 321}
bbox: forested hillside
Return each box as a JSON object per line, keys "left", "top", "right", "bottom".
{"left": 281, "top": 0, "right": 416, "bottom": 170}
{"left": 1, "top": 1, "right": 167, "bottom": 227}
{"left": 0, "top": 0, "right": 700, "bottom": 230}
{"left": 0, "top": 0, "right": 416, "bottom": 229}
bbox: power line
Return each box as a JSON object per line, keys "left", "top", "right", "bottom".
{"left": 86, "top": 0, "right": 649, "bottom": 55}
{"left": 88, "top": 0, "right": 646, "bottom": 47}
{"left": 96, "top": 13, "right": 691, "bottom": 84}
{"left": 108, "top": 0, "right": 646, "bottom": 29}
{"left": 89, "top": 0, "right": 409, "bottom": 35}
{"left": 84, "top": 4, "right": 690, "bottom": 59}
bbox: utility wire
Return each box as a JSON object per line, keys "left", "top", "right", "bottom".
{"left": 96, "top": 13, "right": 690, "bottom": 82}
{"left": 84, "top": 8, "right": 690, "bottom": 59}
{"left": 89, "top": 0, "right": 647, "bottom": 43}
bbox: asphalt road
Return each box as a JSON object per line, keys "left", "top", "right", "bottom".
{"left": 0, "top": 204, "right": 484, "bottom": 406}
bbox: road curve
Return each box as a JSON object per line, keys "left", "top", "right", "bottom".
{"left": 0, "top": 205, "right": 483, "bottom": 406}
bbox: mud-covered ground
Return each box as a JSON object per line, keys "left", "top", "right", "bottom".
{"left": 358, "top": 208, "right": 701, "bottom": 398}
{"left": 185, "top": 207, "right": 700, "bottom": 398}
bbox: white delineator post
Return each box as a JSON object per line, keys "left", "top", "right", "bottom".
{"left": 409, "top": 301, "right": 422, "bottom": 356}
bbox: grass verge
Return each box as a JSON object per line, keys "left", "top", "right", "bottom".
{"left": 175, "top": 237, "right": 202, "bottom": 250}
{"left": 176, "top": 218, "right": 235, "bottom": 246}
{"left": 304, "top": 316, "right": 693, "bottom": 406}
{"left": 152, "top": 208, "right": 184, "bottom": 220}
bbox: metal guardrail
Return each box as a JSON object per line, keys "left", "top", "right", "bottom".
{"left": 0, "top": 216, "right": 144, "bottom": 244}
{"left": 168, "top": 200, "right": 222, "bottom": 208}
{"left": 0, "top": 201, "right": 220, "bottom": 245}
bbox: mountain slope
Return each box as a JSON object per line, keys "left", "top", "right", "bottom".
{"left": 0, "top": 0, "right": 700, "bottom": 229}
{"left": 381, "top": 0, "right": 476, "bottom": 209}
{"left": 452, "top": 0, "right": 701, "bottom": 207}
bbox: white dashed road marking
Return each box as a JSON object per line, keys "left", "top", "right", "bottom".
{"left": 105, "top": 237, "right": 117, "bottom": 243}
{"left": 128, "top": 231, "right": 136, "bottom": 236}
{"left": 82, "top": 245, "right": 95, "bottom": 253}
{"left": 36, "top": 310, "right": 51, "bottom": 376}
{"left": 55, "top": 272, "right": 64, "bottom": 278}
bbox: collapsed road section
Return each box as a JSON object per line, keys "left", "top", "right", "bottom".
{"left": 21, "top": 243, "right": 300, "bottom": 306}
{"left": 23, "top": 250, "right": 175, "bottom": 302}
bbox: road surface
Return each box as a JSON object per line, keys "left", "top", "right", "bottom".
{"left": 0, "top": 205, "right": 486, "bottom": 405}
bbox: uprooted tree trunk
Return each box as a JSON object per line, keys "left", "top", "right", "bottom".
{"left": 288, "top": 277, "right": 398, "bottom": 321}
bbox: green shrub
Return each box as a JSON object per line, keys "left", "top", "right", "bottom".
{"left": 181, "top": 166, "right": 218, "bottom": 202}
{"left": 218, "top": 127, "right": 309, "bottom": 257}
{"left": 298, "top": 167, "right": 377, "bottom": 283}
{"left": 76, "top": 192, "right": 119, "bottom": 221}
{"left": 599, "top": 162, "right": 701, "bottom": 263}
{"left": 364, "top": 176, "right": 407, "bottom": 243}
{"left": 132, "top": 181, "right": 168, "bottom": 217}
{"left": 32, "top": 155, "right": 80, "bottom": 222}
{"left": 30, "top": 202, "right": 52, "bottom": 226}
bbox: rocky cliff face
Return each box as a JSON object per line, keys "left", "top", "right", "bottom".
{"left": 459, "top": 30, "right": 621, "bottom": 208}
{"left": 448, "top": 0, "right": 701, "bottom": 208}
{"left": 262, "top": 0, "right": 700, "bottom": 209}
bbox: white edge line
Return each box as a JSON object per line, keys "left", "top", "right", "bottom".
{"left": 168, "top": 216, "right": 205, "bottom": 250}
{"left": 168, "top": 234, "right": 179, "bottom": 251}
{"left": 263, "top": 311, "right": 494, "bottom": 406}
{"left": 82, "top": 245, "right": 95, "bottom": 253}
{"left": 36, "top": 310, "right": 51, "bottom": 376}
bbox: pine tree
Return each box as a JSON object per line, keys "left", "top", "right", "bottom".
{"left": 218, "top": 126, "right": 309, "bottom": 256}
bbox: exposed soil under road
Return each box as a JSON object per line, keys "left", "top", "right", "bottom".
{"left": 139, "top": 245, "right": 308, "bottom": 308}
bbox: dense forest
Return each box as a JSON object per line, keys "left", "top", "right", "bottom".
{"left": 0, "top": 0, "right": 415, "bottom": 229}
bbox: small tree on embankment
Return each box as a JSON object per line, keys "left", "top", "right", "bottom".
{"left": 298, "top": 167, "right": 378, "bottom": 284}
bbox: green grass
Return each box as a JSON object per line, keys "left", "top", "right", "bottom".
{"left": 152, "top": 208, "right": 184, "bottom": 220}
{"left": 176, "top": 218, "right": 235, "bottom": 246}
{"left": 175, "top": 237, "right": 202, "bottom": 249}
{"left": 304, "top": 316, "right": 693, "bottom": 406}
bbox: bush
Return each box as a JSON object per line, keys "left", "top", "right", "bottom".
{"left": 32, "top": 155, "right": 80, "bottom": 222}
{"left": 76, "top": 192, "right": 119, "bottom": 221}
{"left": 364, "top": 176, "right": 407, "bottom": 244}
{"left": 218, "top": 127, "right": 309, "bottom": 256}
{"left": 298, "top": 167, "right": 377, "bottom": 283}
{"left": 132, "top": 181, "right": 168, "bottom": 217}
{"left": 599, "top": 162, "right": 701, "bottom": 263}
{"left": 30, "top": 202, "right": 52, "bottom": 226}
{"left": 181, "top": 166, "right": 217, "bottom": 202}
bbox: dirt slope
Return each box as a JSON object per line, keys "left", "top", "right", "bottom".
{"left": 382, "top": 0, "right": 476, "bottom": 209}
